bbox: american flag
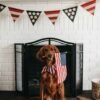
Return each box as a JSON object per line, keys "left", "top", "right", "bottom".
{"left": 55, "top": 53, "right": 67, "bottom": 84}
{"left": 81, "top": 0, "right": 96, "bottom": 15}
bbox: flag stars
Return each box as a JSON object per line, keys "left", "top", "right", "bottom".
{"left": 34, "top": 16, "right": 37, "bottom": 19}
{"left": 0, "top": 6, "right": 4, "bottom": 9}
{"left": 29, "top": 12, "right": 32, "bottom": 15}
{"left": 30, "top": 16, "right": 33, "bottom": 19}
{"left": 68, "top": 9, "right": 72, "bottom": 12}
{"left": 65, "top": 10, "right": 68, "bottom": 13}
{"left": 70, "top": 16, "right": 74, "bottom": 19}
{"left": 32, "top": 19, "right": 35, "bottom": 22}
{"left": 32, "top": 12, "right": 36, "bottom": 15}
{"left": 63, "top": 6, "right": 78, "bottom": 22}
{"left": 68, "top": 13, "right": 71, "bottom": 16}
{"left": 27, "top": 10, "right": 41, "bottom": 25}
{"left": 72, "top": 12, "right": 75, "bottom": 15}
{"left": 36, "top": 12, "right": 40, "bottom": 15}
{"left": 0, "top": 4, "right": 6, "bottom": 12}
{"left": 73, "top": 8, "right": 76, "bottom": 11}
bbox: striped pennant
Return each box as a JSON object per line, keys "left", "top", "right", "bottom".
{"left": 0, "top": 4, "right": 6, "bottom": 12}
{"left": 44, "top": 10, "right": 60, "bottom": 25}
{"left": 81, "top": 0, "right": 96, "bottom": 15}
{"left": 8, "top": 7, "right": 24, "bottom": 22}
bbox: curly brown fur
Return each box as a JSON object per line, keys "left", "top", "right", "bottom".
{"left": 36, "top": 45, "right": 65, "bottom": 100}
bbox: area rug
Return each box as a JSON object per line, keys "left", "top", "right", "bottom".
{"left": 30, "top": 96, "right": 92, "bottom": 100}
{"left": 76, "top": 96, "right": 92, "bottom": 100}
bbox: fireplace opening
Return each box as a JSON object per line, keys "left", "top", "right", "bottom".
{"left": 15, "top": 38, "right": 83, "bottom": 97}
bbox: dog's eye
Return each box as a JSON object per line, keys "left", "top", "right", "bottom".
{"left": 51, "top": 48, "right": 53, "bottom": 51}
{"left": 44, "top": 49, "right": 48, "bottom": 51}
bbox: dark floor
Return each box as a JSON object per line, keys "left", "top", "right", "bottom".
{"left": 0, "top": 91, "right": 93, "bottom": 100}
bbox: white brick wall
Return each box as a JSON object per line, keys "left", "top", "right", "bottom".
{"left": 0, "top": 1, "right": 100, "bottom": 91}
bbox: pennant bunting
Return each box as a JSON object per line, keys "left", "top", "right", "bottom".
{"left": 8, "top": 7, "right": 24, "bottom": 22}
{"left": 63, "top": 6, "right": 78, "bottom": 22}
{"left": 27, "top": 10, "right": 42, "bottom": 26}
{"left": 0, "top": 4, "right": 6, "bottom": 12}
{"left": 44, "top": 10, "right": 60, "bottom": 25}
{"left": 81, "top": 0, "right": 96, "bottom": 15}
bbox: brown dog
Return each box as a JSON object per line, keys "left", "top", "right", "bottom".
{"left": 36, "top": 45, "right": 65, "bottom": 100}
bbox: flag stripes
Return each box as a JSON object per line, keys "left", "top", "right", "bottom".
{"left": 8, "top": 7, "right": 24, "bottom": 22}
{"left": 44, "top": 10, "right": 60, "bottom": 25}
{"left": 81, "top": 0, "right": 96, "bottom": 15}
{"left": 56, "top": 65, "right": 67, "bottom": 84}
{"left": 55, "top": 53, "right": 67, "bottom": 84}
{"left": 8, "top": 7, "right": 24, "bottom": 13}
{"left": 81, "top": 0, "right": 96, "bottom": 7}
{"left": 55, "top": 53, "right": 61, "bottom": 66}
{"left": 42, "top": 65, "right": 56, "bottom": 74}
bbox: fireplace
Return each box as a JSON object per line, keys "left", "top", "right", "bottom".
{"left": 15, "top": 38, "right": 83, "bottom": 97}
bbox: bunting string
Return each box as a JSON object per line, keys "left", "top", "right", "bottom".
{"left": 0, "top": 0, "right": 96, "bottom": 26}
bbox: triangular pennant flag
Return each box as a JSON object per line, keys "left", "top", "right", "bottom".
{"left": 27, "top": 10, "right": 42, "bottom": 26}
{"left": 8, "top": 7, "right": 24, "bottom": 22}
{"left": 0, "top": 4, "right": 6, "bottom": 12}
{"left": 63, "top": 6, "right": 78, "bottom": 22}
{"left": 81, "top": 0, "right": 96, "bottom": 15}
{"left": 44, "top": 10, "right": 60, "bottom": 25}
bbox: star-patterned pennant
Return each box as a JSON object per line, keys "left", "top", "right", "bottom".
{"left": 81, "top": 0, "right": 96, "bottom": 15}
{"left": 0, "top": 4, "right": 6, "bottom": 12}
{"left": 27, "top": 10, "right": 42, "bottom": 26}
{"left": 63, "top": 6, "right": 78, "bottom": 22}
{"left": 8, "top": 7, "right": 24, "bottom": 22}
{"left": 44, "top": 10, "right": 60, "bottom": 25}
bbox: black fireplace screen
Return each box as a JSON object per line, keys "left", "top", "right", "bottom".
{"left": 15, "top": 38, "right": 83, "bottom": 97}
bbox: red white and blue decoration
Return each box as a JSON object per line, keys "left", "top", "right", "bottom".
{"left": 42, "top": 53, "right": 67, "bottom": 84}
{"left": 55, "top": 53, "right": 67, "bottom": 84}
{"left": 44, "top": 10, "right": 60, "bottom": 25}
{"left": 81, "top": 0, "right": 96, "bottom": 15}
{"left": 8, "top": 7, "right": 24, "bottom": 22}
{"left": 0, "top": 0, "right": 97, "bottom": 26}
{"left": 0, "top": 4, "right": 6, "bottom": 12}
{"left": 27, "top": 10, "right": 42, "bottom": 26}
{"left": 63, "top": 6, "right": 78, "bottom": 22}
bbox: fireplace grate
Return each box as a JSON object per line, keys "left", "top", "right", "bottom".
{"left": 15, "top": 37, "right": 83, "bottom": 97}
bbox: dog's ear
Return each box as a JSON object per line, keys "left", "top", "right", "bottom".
{"left": 36, "top": 47, "right": 44, "bottom": 62}
{"left": 54, "top": 46, "right": 59, "bottom": 53}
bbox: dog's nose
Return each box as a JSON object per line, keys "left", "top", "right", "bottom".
{"left": 48, "top": 54, "right": 52, "bottom": 58}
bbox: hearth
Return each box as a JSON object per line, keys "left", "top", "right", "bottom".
{"left": 15, "top": 38, "right": 83, "bottom": 97}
